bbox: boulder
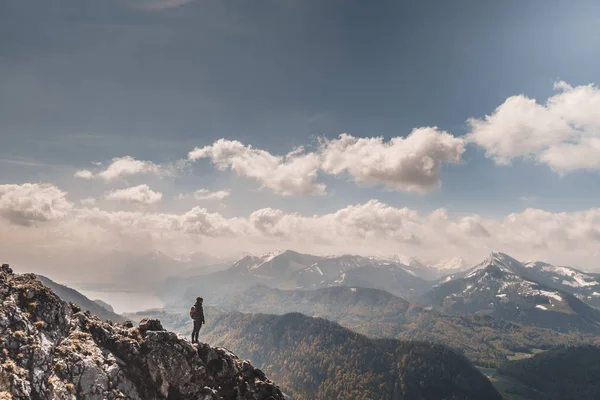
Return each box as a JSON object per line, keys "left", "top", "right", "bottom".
{"left": 1, "top": 263, "right": 11, "bottom": 274}
{"left": 138, "top": 318, "right": 164, "bottom": 333}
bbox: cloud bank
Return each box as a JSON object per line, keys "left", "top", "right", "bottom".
{"left": 188, "top": 128, "right": 465, "bottom": 195}
{"left": 16, "top": 81, "right": 599, "bottom": 278}
{"left": 2, "top": 183, "right": 600, "bottom": 273}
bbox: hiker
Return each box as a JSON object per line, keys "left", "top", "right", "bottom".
{"left": 190, "top": 296, "right": 205, "bottom": 344}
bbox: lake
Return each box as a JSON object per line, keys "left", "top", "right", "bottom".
{"left": 75, "top": 288, "right": 165, "bottom": 314}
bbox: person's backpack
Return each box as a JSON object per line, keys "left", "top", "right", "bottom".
{"left": 189, "top": 305, "right": 198, "bottom": 319}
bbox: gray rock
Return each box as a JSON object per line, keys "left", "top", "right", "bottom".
{"left": 0, "top": 270, "right": 285, "bottom": 400}
{"left": 138, "top": 318, "right": 164, "bottom": 333}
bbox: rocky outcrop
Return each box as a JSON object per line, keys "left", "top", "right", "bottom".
{"left": 0, "top": 265, "right": 284, "bottom": 399}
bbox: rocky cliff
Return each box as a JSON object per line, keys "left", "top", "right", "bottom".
{"left": 0, "top": 264, "right": 284, "bottom": 399}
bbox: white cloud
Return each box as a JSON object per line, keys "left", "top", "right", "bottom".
{"left": 189, "top": 139, "right": 325, "bottom": 196}
{"left": 105, "top": 184, "right": 163, "bottom": 205}
{"left": 73, "top": 156, "right": 169, "bottom": 182}
{"left": 468, "top": 81, "right": 600, "bottom": 172}
{"left": 2, "top": 183, "right": 600, "bottom": 275}
{"left": 179, "top": 189, "right": 231, "bottom": 201}
{"left": 96, "top": 156, "right": 167, "bottom": 181}
{"left": 319, "top": 128, "right": 465, "bottom": 193}
{"left": 189, "top": 130, "right": 465, "bottom": 195}
{"left": 80, "top": 197, "right": 96, "bottom": 206}
{"left": 0, "top": 183, "right": 72, "bottom": 226}
{"left": 74, "top": 169, "right": 93, "bottom": 179}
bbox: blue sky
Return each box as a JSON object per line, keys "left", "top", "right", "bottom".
{"left": 1, "top": 0, "right": 600, "bottom": 271}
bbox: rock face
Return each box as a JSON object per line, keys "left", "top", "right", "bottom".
{"left": 0, "top": 267, "right": 284, "bottom": 399}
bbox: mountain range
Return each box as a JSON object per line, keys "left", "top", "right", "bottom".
{"left": 0, "top": 264, "right": 507, "bottom": 400}
{"left": 159, "top": 250, "right": 434, "bottom": 306}
{"left": 159, "top": 249, "right": 600, "bottom": 327}
{"left": 422, "top": 252, "right": 600, "bottom": 332}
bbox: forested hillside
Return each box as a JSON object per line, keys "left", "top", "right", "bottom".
{"left": 498, "top": 345, "right": 600, "bottom": 400}
{"left": 201, "top": 311, "right": 503, "bottom": 400}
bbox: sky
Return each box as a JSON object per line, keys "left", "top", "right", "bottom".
{"left": 1, "top": 0, "right": 600, "bottom": 278}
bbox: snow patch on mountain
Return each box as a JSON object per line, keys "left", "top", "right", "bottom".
{"left": 543, "top": 265, "right": 598, "bottom": 288}
{"left": 260, "top": 250, "right": 284, "bottom": 263}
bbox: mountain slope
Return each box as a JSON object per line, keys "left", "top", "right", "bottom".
{"left": 521, "top": 260, "right": 600, "bottom": 308}
{"left": 217, "top": 285, "right": 598, "bottom": 366}
{"left": 201, "top": 311, "right": 503, "bottom": 400}
{"left": 0, "top": 265, "right": 284, "bottom": 399}
{"left": 94, "top": 298, "right": 115, "bottom": 312}
{"left": 439, "top": 252, "right": 600, "bottom": 308}
{"left": 498, "top": 345, "right": 600, "bottom": 400}
{"left": 335, "top": 263, "right": 430, "bottom": 298}
{"left": 421, "top": 253, "right": 600, "bottom": 333}
{"left": 37, "top": 274, "right": 126, "bottom": 322}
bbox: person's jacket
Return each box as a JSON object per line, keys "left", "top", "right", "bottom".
{"left": 194, "top": 302, "right": 205, "bottom": 323}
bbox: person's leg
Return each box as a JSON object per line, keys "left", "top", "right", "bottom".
{"left": 192, "top": 320, "right": 199, "bottom": 343}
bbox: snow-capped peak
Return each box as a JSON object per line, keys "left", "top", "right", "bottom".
{"left": 465, "top": 252, "right": 522, "bottom": 278}
{"left": 259, "top": 250, "right": 284, "bottom": 262}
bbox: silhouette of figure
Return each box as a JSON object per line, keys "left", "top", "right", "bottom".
{"left": 190, "top": 296, "right": 205, "bottom": 344}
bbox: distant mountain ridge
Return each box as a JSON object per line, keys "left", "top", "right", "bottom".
{"left": 421, "top": 252, "right": 600, "bottom": 332}
{"left": 437, "top": 251, "right": 600, "bottom": 310}
{"left": 521, "top": 260, "right": 600, "bottom": 308}
{"left": 159, "top": 249, "right": 433, "bottom": 305}
{"left": 159, "top": 249, "right": 600, "bottom": 316}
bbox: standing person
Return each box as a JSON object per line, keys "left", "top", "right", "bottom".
{"left": 190, "top": 296, "right": 205, "bottom": 344}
